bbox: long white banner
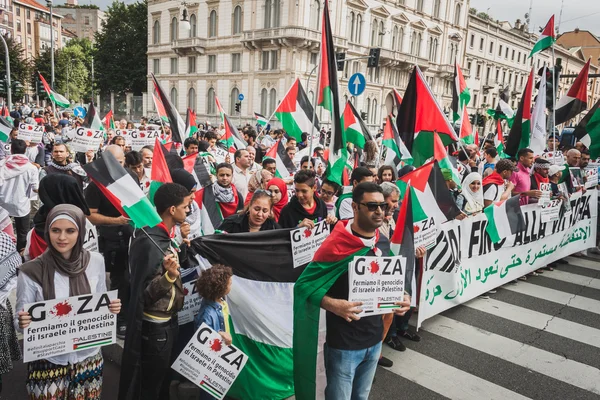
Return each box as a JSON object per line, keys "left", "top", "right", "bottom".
{"left": 417, "top": 189, "right": 598, "bottom": 328}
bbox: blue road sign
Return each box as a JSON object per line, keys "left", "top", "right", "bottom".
{"left": 348, "top": 73, "right": 366, "bottom": 96}
{"left": 238, "top": 94, "right": 245, "bottom": 101}
{"left": 73, "top": 106, "right": 87, "bottom": 118}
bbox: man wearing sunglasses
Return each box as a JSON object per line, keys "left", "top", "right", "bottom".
{"left": 294, "top": 182, "right": 410, "bottom": 400}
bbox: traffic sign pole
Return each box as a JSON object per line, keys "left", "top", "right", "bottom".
{"left": 348, "top": 73, "right": 366, "bottom": 96}
{"left": 238, "top": 94, "right": 244, "bottom": 128}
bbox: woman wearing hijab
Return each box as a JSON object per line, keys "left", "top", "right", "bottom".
{"left": 266, "top": 177, "right": 288, "bottom": 222}
{"left": 218, "top": 190, "right": 280, "bottom": 233}
{"left": 0, "top": 231, "right": 21, "bottom": 395}
{"left": 244, "top": 169, "right": 274, "bottom": 207}
{"left": 457, "top": 172, "right": 484, "bottom": 215}
{"left": 15, "top": 205, "right": 121, "bottom": 400}
{"left": 24, "top": 174, "right": 90, "bottom": 261}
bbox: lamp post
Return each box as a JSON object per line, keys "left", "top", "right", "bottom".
{"left": 47, "top": 0, "right": 54, "bottom": 89}
{"left": 0, "top": 35, "right": 12, "bottom": 110}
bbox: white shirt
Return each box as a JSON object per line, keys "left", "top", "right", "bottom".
{"left": 232, "top": 164, "right": 250, "bottom": 200}
{"left": 15, "top": 252, "right": 106, "bottom": 365}
{"left": 338, "top": 197, "right": 354, "bottom": 220}
{"left": 0, "top": 162, "right": 39, "bottom": 217}
{"left": 483, "top": 182, "right": 505, "bottom": 202}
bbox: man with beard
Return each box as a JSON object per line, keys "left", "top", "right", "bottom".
{"left": 41, "top": 143, "right": 86, "bottom": 189}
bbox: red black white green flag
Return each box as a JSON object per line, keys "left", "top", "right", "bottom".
{"left": 182, "top": 152, "right": 212, "bottom": 189}
{"left": 392, "top": 88, "right": 403, "bottom": 117}
{"left": 529, "top": 16, "right": 556, "bottom": 58}
{"left": 505, "top": 68, "right": 534, "bottom": 157}
{"left": 151, "top": 73, "right": 185, "bottom": 143}
{"left": 574, "top": 98, "right": 600, "bottom": 159}
{"left": 382, "top": 115, "right": 412, "bottom": 170}
{"left": 451, "top": 62, "right": 471, "bottom": 123}
{"left": 221, "top": 113, "right": 247, "bottom": 153}
{"left": 397, "top": 66, "right": 458, "bottom": 167}
{"left": 264, "top": 139, "right": 296, "bottom": 178}
{"left": 555, "top": 59, "right": 590, "bottom": 126}
{"left": 185, "top": 108, "right": 198, "bottom": 138}
{"left": 342, "top": 101, "right": 373, "bottom": 149}
{"left": 83, "top": 101, "right": 103, "bottom": 131}
{"left": 274, "top": 78, "right": 320, "bottom": 141}
{"left": 149, "top": 137, "right": 172, "bottom": 203}
{"left": 38, "top": 72, "right": 70, "bottom": 108}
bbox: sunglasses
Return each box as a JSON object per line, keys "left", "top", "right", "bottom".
{"left": 359, "top": 202, "right": 389, "bottom": 212}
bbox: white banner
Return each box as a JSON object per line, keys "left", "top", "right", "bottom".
{"left": 417, "top": 190, "right": 597, "bottom": 329}
{"left": 83, "top": 219, "right": 98, "bottom": 253}
{"left": 178, "top": 279, "right": 203, "bottom": 325}
{"left": 23, "top": 290, "right": 118, "bottom": 362}
{"left": 171, "top": 323, "right": 248, "bottom": 400}
{"left": 115, "top": 129, "right": 134, "bottom": 146}
{"left": 68, "top": 127, "right": 104, "bottom": 153}
{"left": 18, "top": 123, "right": 44, "bottom": 143}
{"left": 290, "top": 220, "right": 330, "bottom": 268}
{"left": 131, "top": 129, "right": 159, "bottom": 151}
{"left": 211, "top": 147, "right": 229, "bottom": 164}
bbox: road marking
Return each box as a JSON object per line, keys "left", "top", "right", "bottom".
{"left": 421, "top": 315, "right": 600, "bottom": 394}
{"left": 501, "top": 282, "right": 600, "bottom": 315}
{"left": 381, "top": 347, "right": 530, "bottom": 400}
{"left": 541, "top": 269, "right": 600, "bottom": 290}
{"left": 564, "top": 257, "right": 600, "bottom": 272}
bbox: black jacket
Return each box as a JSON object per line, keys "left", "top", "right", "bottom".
{"left": 218, "top": 212, "right": 280, "bottom": 233}
{"left": 278, "top": 194, "right": 328, "bottom": 229}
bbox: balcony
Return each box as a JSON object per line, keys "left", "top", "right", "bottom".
{"left": 435, "top": 64, "right": 454, "bottom": 77}
{"left": 171, "top": 37, "right": 207, "bottom": 56}
{"left": 379, "top": 48, "right": 430, "bottom": 71}
{"left": 241, "top": 27, "right": 346, "bottom": 51}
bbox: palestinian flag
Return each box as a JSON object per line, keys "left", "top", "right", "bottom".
{"left": 574, "top": 98, "right": 600, "bottom": 159}
{"left": 505, "top": 68, "right": 534, "bottom": 157}
{"left": 185, "top": 108, "right": 198, "bottom": 138}
{"left": 487, "top": 87, "right": 515, "bottom": 127}
{"left": 342, "top": 101, "right": 373, "bottom": 149}
{"left": 397, "top": 66, "right": 458, "bottom": 167}
{"left": 149, "top": 137, "right": 172, "bottom": 203}
{"left": 393, "top": 88, "right": 403, "bottom": 117}
{"left": 383, "top": 115, "right": 412, "bottom": 170}
{"left": 195, "top": 183, "right": 242, "bottom": 235}
{"left": 182, "top": 152, "right": 212, "bottom": 188}
{"left": 459, "top": 105, "right": 475, "bottom": 145}
{"left": 294, "top": 220, "right": 376, "bottom": 400}
{"left": 38, "top": 72, "right": 70, "bottom": 108}
{"left": 0, "top": 116, "right": 11, "bottom": 142}
{"left": 495, "top": 119, "right": 506, "bottom": 157}
{"left": 264, "top": 139, "right": 295, "bottom": 178}
{"left": 530, "top": 66, "right": 547, "bottom": 155}
{"left": 83, "top": 151, "right": 161, "bottom": 229}
{"left": 0, "top": 105, "right": 12, "bottom": 125}
{"left": 254, "top": 112, "right": 269, "bottom": 128}
{"left": 555, "top": 59, "right": 590, "bottom": 126}
{"left": 451, "top": 62, "right": 471, "bottom": 123}
{"left": 152, "top": 92, "right": 169, "bottom": 124}
{"left": 190, "top": 229, "right": 309, "bottom": 400}
{"left": 529, "top": 16, "right": 556, "bottom": 58}
{"left": 433, "top": 131, "right": 461, "bottom": 188}
{"left": 397, "top": 161, "right": 462, "bottom": 224}
{"left": 151, "top": 73, "right": 185, "bottom": 143}
{"left": 83, "top": 102, "right": 104, "bottom": 131}
{"left": 484, "top": 195, "right": 524, "bottom": 243}
{"left": 274, "top": 78, "right": 320, "bottom": 142}
{"left": 221, "top": 113, "right": 247, "bottom": 153}
{"left": 389, "top": 185, "right": 416, "bottom": 299}
{"left": 318, "top": 0, "right": 345, "bottom": 185}
{"left": 102, "top": 110, "right": 116, "bottom": 131}
{"left": 215, "top": 96, "right": 226, "bottom": 122}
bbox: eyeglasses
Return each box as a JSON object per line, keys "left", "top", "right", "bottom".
{"left": 359, "top": 202, "right": 389, "bottom": 212}
{"left": 320, "top": 189, "right": 335, "bottom": 197}
{"left": 254, "top": 189, "right": 273, "bottom": 197}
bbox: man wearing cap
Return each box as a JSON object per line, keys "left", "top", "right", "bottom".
{"left": 482, "top": 159, "right": 517, "bottom": 207}
{"left": 529, "top": 158, "right": 551, "bottom": 204}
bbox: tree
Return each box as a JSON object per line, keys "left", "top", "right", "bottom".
{"left": 0, "top": 34, "right": 32, "bottom": 96}
{"left": 94, "top": 0, "right": 148, "bottom": 96}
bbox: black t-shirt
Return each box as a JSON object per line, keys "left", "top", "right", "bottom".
{"left": 85, "top": 182, "right": 133, "bottom": 240}
{"left": 325, "top": 231, "right": 391, "bottom": 350}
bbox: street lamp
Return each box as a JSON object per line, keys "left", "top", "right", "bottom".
{"left": 46, "top": 0, "right": 54, "bottom": 90}
{"left": 0, "top": 35, "right": 12, "bottom": 110}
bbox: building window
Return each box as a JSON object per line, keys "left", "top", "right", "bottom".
{"left": 207, "top": 88, "right": 215, "bottom": 114}
{"left": 188, "top": 56, "right": 196, "bottom": 73}
{"left": 208, "top": 55, "right": 216, "bottom": 73}
{"left": 16, "top": 21, "right": 21, "bottom": 32}
{"left": 232, "top": 6, "right": 242, "bottom": 34}
{"left": 27, "top": 23, "right": 31, "bottom": 34}
{"left": 517, "top": 52, "right": 521, "bottom": 63}
{"left": 355, "top": 14, "right": 362, "bottom": 44}
{"left": 26, "top": 9, "right": 30, "bottom": 18}
{"left": 505, "top": 47, "right": 508, "bottom": 58}
{"left": 152, "top": 20, "right": 160, "bottom": 44}
{"left": 170, "top": 87, "right": 178, "bottom": 108}
{"left": 469, "top": 34, "right": 474, "bottom": 48}
{"left": 479, "top": 38, "right": 484, "bottom": 51}
{"left": 188, "top": 88, "right": 196, "bottom": 110}
{"left": 476, "top": 64, "right": 481, "bottom": 79}
{"left": 416, "top": 0, "right": 424, "bottom": 12}
{"left": 230, "top": 87, "right": 240, "bottom": 114}
{"left": 433, "top": 0, "right": 440, "bottom": 18}
{"left": 310, "top": 0, "right": 320, "bottom": 31}
{"left": 170, "top": 17, "right": 178, "bottom": 42}
{"left": 489, "top": 41, "right": 494, "bottom": 53}
{"left": 398, "top": 27, "right": 404, "bottom": 51}
{"left": 454, "top": 3, "right": 461, "bottom": 25}
{"left": 15, "top": 6, "right": 19, "bottom": 17}
{"left": 268, "top": 89, "right": 277, "bottom": 116}
{"left": 260, "top": 88, "right": 268, "bottom": 115}
{"left": 498, "top": 44, "right": 502, "bottom": 57}
{"left": 371, "top": 19, "right": 377, "bottom": 47}
{"left": 170, "top": 58, "right": 178, "bottom": 74}
{"left": 153, "top": 59, "right": 160, "bottom": 74}
{"left": 428, "top": 37, "right": 438, "bottom": 62}
{"left": 378, "top": 21, "right": 384, "bottom": 47}
{"left": 27, "top": 37, "right": 31, "bottom": 50}
{"left": 264, "top": 0, "right": 280, "bottom": 28}
{"left": 310, "top": 52, "right": 317, "bottom": 65}
{"left": 190, "top": 14, "right": 197, "bottom": 37}
{"left": 350, "top": 12, "right": 355, "bottom": 43}
{"left": 261, "top": 50, "right": 279, "bottom": 70}
{"left": 371, "top": 99, "right": 378, "bottom": 125}
{"left": 231, "top": 53, "right": 241, "bottom": 72}
{"left": 511, "top": 49, "right": 515, "bottom": 61}
{"left": 84, "top": 16, "right": 90, "bottom": 25}
{"left": 209, "top": 10, "right": 217, "bottom": 37}
{"left": 392, "top": 26, "right": 398, "bottom": 51}
{"left": 410, "top": 32, "right": 422, "bottom": 56}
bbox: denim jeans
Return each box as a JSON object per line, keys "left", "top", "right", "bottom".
{"left": 324, "top": 341, "right": 382, "bottom": 400}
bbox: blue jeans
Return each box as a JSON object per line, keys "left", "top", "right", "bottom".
{"left": 324, "top": 342, "right": 382, "bottom": 400}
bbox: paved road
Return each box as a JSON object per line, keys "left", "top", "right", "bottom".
{"left": 370, "top": 254, "right": 600, "bottom": 400}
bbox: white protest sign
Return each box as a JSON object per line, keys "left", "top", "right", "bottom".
{"left": 68, "top": 127, "right": 104, "bottom": 152}
{"left": 348, "top": 255, "right": 406, "bottom": 316}
{"left": 538, "top": 183, "right": 552, "bottom": 207}
{"left": 23, "top": 290, "right": 117, "bottom": 362}
{"left": 542, "top": 151, "right": 565, "bottom": 165}
{"left": 115, "top": 129, "right": 134, "bottom": 145}
{"left": 178, "top": 280, "right": 203, "bottom": 325}
{"left": 413, "top": 217, "right": 437, "bottom": 249}
{"left": 83, "top": 219, "right": 98, "bottom": 253}
{"left": 131, "top": 129, "right": 159, "bottom": 151}
{"left": 171, "top": 323, "right": 248, "bottom": 400}
{"left": 18, "top": 123, "right": 44, "bottom": 143}
{"left": 290, "top": 220, "right": 330, "bottom": 268}
{"left": 212, "top": 147, "right": 229, "bottom": 164}
{"left": 540, "top": 199, "right": 561, "bottom": 223}
{"left": 584, "top": 168, "right": 598, "bottom": 189}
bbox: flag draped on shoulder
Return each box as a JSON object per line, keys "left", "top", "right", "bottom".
{"left": 151, "top": 73, "right": 185, "bottom": 143}
{"left": 265, "top": 139, "right": 295, "bottom": 178}
{"left": 574, "top": 98, "right": 600, "bottom": 159}
{"left": 484, "top": 195, "right": 524, "bottom": 243}
{"left": 318, "top": 0, "right": 345, "bottom": 185}
{"left": 505, "top": 68, "right": 534, "bottom": 157}
{"left": 38, "top": 72, "right": 70, "bottom": 108}
{"left": 529, "top": 16, "right": 556, "bottom": 58}
{"left": 185, "top": 108, "right": 198, "bottom": 138}
{"left": 83, "top": 151, "right": 161, "bottom": 229}
{"left": 83, "top": 102, "right": 104, "bottom": 131}
{"left": 383, "top": 115, "right": 412, "bottom": 170}
{"left": 342, "top": 101, "right": 373, "bottom": 149}
{"left": 149, "top": 137, "right": 172, "bottom": 203}
{"left": 274, "top": 78, "right": 320, "bottom": 141}
{"left": 451, "top": 63, "right": 471, "bottom": 123}
{"left": 554, "top": 59, "right": 590, "bottom": 126}
{"left": 397, "top": 66, "right": 458, "bottom": 167}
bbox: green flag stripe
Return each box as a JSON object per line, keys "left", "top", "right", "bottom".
{"left": 275, "top": 112, "right": 304, "bottom": 141}
{"left": 529, "top": 36, "right": 555, "bottom": 57}
{"left": 484, "top": 206, "right": 501, "bottom": 243}
{"left": 122, "top": 198, "right": 162, "bottom": 229}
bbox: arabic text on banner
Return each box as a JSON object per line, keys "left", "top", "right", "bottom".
{"left": 290, "top": 220, "right": 330, "bottom": 268}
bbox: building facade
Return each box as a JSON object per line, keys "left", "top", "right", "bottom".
{"left": 54, "top": 4, "right": 105, "bottom": 43}
{"left": 146, "top": 0, "right": 470, "bottom": 129}
{"left": 13, "top": 0, "right": 63, "bottom": 60}
{"left": 0, "top": 0, "right": 14, "bottom": 37}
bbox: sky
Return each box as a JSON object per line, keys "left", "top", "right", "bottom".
{"left": 61, "top": 0, "right": 599, "bottom": 36}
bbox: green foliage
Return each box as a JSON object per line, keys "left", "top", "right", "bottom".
{"left": 469, "top": 7, "right": 477, "bottom": 15}
{"left": 0, "top": 34, "right": 32, "bottom": 96}
{"left": 94, "top": 0, "right": 148, "bottom": 95}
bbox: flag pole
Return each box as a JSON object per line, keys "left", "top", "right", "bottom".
{"left": 551, "top": 44, "right": 557, "bottom": 164}
{"left": 309, "top": 59, "right": 321, "bottom": 160}
{"left": 140, "top": 226, "right": 168, "bottom": 257}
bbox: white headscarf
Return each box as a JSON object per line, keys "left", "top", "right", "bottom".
{"left": 462, "top": 172, "right": 484, "bottom": 214}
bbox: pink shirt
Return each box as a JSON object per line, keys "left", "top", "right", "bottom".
{"left": 510, "top": 162, "right": 531, "bottom": 205}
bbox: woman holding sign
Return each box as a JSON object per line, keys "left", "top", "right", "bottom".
{"left": 15, "top": 204, "right": 121, "bottom": 400}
